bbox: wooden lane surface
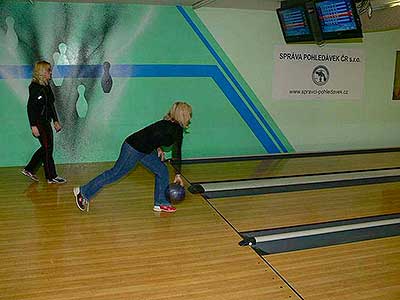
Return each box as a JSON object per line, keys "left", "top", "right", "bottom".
{"left": 266, "top": 236, "right": 400, "bottom": 300}
{"left": 180, "top": 151, "right": 400, "bottom": 183}
{"left": 209, "top": 182, "right": 400, "bottom": 232}
{"left": 0, "top": 164, "right": 300, "bottom": 300}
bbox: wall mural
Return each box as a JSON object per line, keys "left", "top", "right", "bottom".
{"left": 0, "top": 2, "right": 291, "bottom": 167}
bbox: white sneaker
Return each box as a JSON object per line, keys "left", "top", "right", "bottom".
{"left": 48, "top": 176, "right": 67, "bottom": 184}
{"left": 21, "top": 169, "right": 39, "bottom": 182}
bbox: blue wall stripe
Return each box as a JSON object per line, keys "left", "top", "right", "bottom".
{"left": 57, "top": 64, "right": 218, "bottom": 78}
{"left": 211, "top": 69, "right": 280, "bottom": 152}
{"left": 0, "top": 65, "right": 33, "bottom": 79}
{"left": 110, "top": 64, "right": 216, "bottom": 77}
{"left": 0, "top": 63, "right": 279, "bottom": 152}
{"left": 176, "top": 6, "right": 288, "bottom": 153}
{"left": 0, "top": 64, "right": 216, "bottom": 79}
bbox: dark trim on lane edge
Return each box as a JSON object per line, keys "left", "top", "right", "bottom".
{"left": 190, "top": 166, "right": 400, "bottom": 186}
{"left": 204, "top": 175, "right": 400, "bottom": 199}
{"left": 240, "top": 214, "right": 400, "bottom": 255}
{"left": 252, "top": 224, "right": 400, "bottom": 255}
{"left": 176, "top": 147, "right": 400, "bottom": 164}
{"left": 240, "top": 213, "right": 400, "bottom": 237}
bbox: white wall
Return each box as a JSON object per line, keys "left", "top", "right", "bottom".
{"left": 197, "top": 7, "right": 400, "bottom": 151}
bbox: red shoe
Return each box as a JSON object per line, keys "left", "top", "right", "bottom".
{"left": 153, "top": 205, "right": 176, "bottom": 213}
{"left": 73, "top": 187, "right": 89, "bottom": 212}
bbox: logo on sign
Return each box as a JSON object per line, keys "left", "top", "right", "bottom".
{"left": 312, "top": 65, "right": 329, "bottom": 86}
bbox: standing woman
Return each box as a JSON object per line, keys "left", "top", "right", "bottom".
{"left": 21, "top": 60, "right": 66, "bottom": 183}
{"left": 73, "top": 101, "right": 192, "bottom": 213}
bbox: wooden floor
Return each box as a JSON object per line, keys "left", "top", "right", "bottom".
{"left": 209, "top": 181, "right": 400, "bottom": 232}
{"left": 208, "top": 183, "right": 400, "bottom": 300}
{"left": 1, "top": 151, "right": 400, "bottom": 299}
{"left": 181, "top": 151, "right": 400, "bottom": 300}
{"left": 0, "top": 163, "right": 299, "bottom": 300}
{"left": 267, "top": 236, "right": 400, "bottom": 300}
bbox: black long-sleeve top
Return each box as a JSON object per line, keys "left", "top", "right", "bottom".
{"left": 27, "top": 82, "right": 59, "bottom": 126}
{"left": 125, "top": 120, "right": 184, "bottom": 174}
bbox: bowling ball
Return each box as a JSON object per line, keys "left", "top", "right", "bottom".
{"left": 166, "top": 183, "right": 185, "bottom": 203}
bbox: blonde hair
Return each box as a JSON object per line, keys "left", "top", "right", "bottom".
{"left": 32, "top": 61, "right": 51, "bottom": 86}
{"left": 164, "top": 101, "right": 192, "bottom": 128}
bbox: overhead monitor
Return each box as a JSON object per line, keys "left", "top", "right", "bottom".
{"left": 277, "top": 5, "right": 314, "bottom": 43}
{"left": 315, "top": 0, "right": 363, "bottom": 40}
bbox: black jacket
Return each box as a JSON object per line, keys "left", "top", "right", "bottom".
{"left": 27, "top": 82, "right": 59, "bottom": 126}
{"left": 125, "top": 120, "right": 184, "bottom": 173}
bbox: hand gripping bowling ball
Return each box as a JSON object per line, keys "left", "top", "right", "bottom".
{"left": 166, "top": 183, "right": 185, "bottom": 203}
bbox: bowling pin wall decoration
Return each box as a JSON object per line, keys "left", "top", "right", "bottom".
{"left": 101, "top": 61, "right": 113, "bottom": 93}
{"left": 76, "top": 84, "right": 88, "bottom": 118}
{"left": 53, "top": 43, "right": 69, "bottom": 87}
{"left": 5, "top": 16, "right": 18, "bottom": 52}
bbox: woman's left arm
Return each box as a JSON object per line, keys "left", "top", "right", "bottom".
{"left": 48, "top": 87, "right": 61, "bottom": 132}
{"left": 171, "top": 130, "right": 183, "bottom": 185}
{"left": 174, "top": 174, "right": 184, "bottom": 186}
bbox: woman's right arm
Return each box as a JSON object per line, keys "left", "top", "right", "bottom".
{"left": 31, "top": 126, "right": 40, "bottom": 137}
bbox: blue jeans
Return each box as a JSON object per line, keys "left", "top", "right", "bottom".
{"left": 80, "top": 142, "right": 170, "bottom": 206}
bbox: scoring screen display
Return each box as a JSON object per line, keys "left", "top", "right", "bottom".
{"left": 316, "top": 0, "right": 357, "bottom": 33}
{"left": 279, "top": 6, "right": 311, "bottom": 37}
